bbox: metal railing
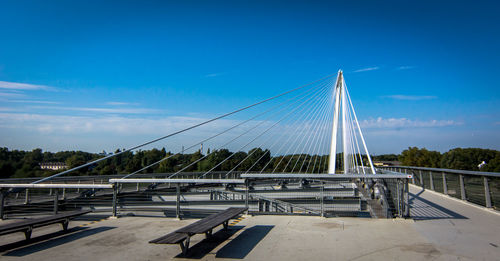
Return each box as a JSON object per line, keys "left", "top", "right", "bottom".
{"left": 0, "top": 172, "right": 413, "bottom": 219}
{"left": 380, "top": 166, "right": 500, "bottom": 211}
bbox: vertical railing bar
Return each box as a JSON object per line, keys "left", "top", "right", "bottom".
{"left": 112, "top": 183, "right": 118, "bottom": 217}
{"left": 0, "top": 190, "right": 5, "bottom": 220}
{"left": 459, "top": 174, "right": 466, "bottom": 200}
{"left": 429, "top": 171, "right": 434, "bottom": 191}
{"left": 442, "top": 172, "right": 448, "bottom": 195}
{"left": 484, "top": 177, "right": 492, "bottom": 208}
{"left": 176, "top": 183, "right": 180, "bottom": 219}
{"left": 53, "top": 188, "right": 59, "bottom": 215}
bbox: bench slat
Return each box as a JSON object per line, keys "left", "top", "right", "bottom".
{"left": 176, "top": 207, "right": 246, "bottom": 234}
{"left": 149, "top": 207, "right": 247, "bottom": 246}
{"left": 149, "top": 232, "right": 187, "bottom": 244}
{"left": 0, "top": 210, "right": 91, "bottom": 235}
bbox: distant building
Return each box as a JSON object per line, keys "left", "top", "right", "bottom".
{"left": 39, "top": 162, "right": 68, "bottom": 170}
{"left": 373, "top": 161, "right": 401, "bottom": 167}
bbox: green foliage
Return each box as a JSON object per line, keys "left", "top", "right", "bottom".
{"left": 399, "top": 147, "right": 441, "bottom": 167}
{"left": 1, "top": 145, "right": 499, "bottom": 179}
{"left": 440, "top": 148, "right": 500, "bottom": 171}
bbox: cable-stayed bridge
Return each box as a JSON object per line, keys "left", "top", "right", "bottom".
{"left": 0, "top": 71, "right": 413, "bottom": 219}
{"left": 1, "top": 71, "right": 500, "bottom": 260}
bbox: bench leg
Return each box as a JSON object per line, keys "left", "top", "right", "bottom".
{"left": 61, "top": 218, "right": 69, "bottom": 231}
{"left": 205, "top": 229, "right": 212, "bottom": 239}
{"left": 24, "top": 227, "right": 32, "bottom": 240}
{"left": 179, "top": 237, "right": 190, "bottom": 256}
{"left": 223, "top": 221, "right": 229, "bottom": 230}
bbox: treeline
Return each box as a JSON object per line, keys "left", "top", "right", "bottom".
{"left": 399, "top": 147, "right": 500, "bottom": 172}
{"left": 0, "top": 147, "right": 333, "bottom": 179}
{"left": 1, "top": 146, "right": 499, "bottom": 179}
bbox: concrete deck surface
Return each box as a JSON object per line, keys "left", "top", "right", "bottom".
{"left": 0, "top": 185, "right": 498, "bottom": 260}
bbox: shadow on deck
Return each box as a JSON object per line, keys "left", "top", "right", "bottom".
{"left": 409, "top": 189, "right": 467, "bottom": 220}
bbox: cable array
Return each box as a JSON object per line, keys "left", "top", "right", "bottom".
{"left": 35, "top": 70, "right": 379, "bottom": 183}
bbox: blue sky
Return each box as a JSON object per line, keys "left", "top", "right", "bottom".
{"left": 0, "top": 0, "right": 499, "bottom": 154}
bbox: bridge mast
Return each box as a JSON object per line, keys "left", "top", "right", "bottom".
{"left": 328, "top": 70, "right": 343, "bottom": 174}
{"left": 328, "top": 70, "right": 376, "bottom": 174}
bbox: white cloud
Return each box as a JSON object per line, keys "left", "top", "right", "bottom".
{"left": 204, "top": 72, "right": 225, "bottom": 78}
{"left": 4, "top": 99, "right": 60, "bottom": 104}
{"left": 382, "top": 95, "right": 437, "bottom": 100}
{"left": 0, "top": 91, "right": 26, "bottom": 98}
{"left": 0, "top": 81, "right": 55, "bottom": 91}
{"left": 396, "top": 66, "right": 415, "bottom": 70}
{"left": 353, "top": 67, "right": 379, "bottom": 73}
{"left": 30, "top": 106, "right": 160, "bottom": 114}
{"left": 106, "top": 101, "right": 140, "bottom": 106}
{"left": 360, "top": 117, "right": 461, "bottom": 128}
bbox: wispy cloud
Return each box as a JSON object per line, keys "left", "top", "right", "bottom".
{"left": 204, "top": 72, "right": 226, "bottom": 78}
{"left": 360, "top": 117, "right": 461, "bottom": 129}
{"left": 0, "top": 80, "right": 55, "bottom": 91}
{"left": 4, "top": 99, "right": 60, "bottom": 104}
{"left": 382, "top": 95, "right": 437, "bottom": 101}
{"left": 353, "top": 67, "right": 379, "bottom": 73}
{"left": 106, "top": 101, "right": 139, "bottom": 106}
{"left": 30, "top": 106, "right": 161, "bottom": 114}
{"left": 0, "top": 113, "right": 243, "bottom": 137}
{"left": 396, "top": 65, "right": 415, "bottom": 70}
{"left": 0, "top": 91, "right": 26, "bottom": 98}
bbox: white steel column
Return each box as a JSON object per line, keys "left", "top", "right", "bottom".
{"left": 328, "top": 70, "right": 342, "bottom": 174}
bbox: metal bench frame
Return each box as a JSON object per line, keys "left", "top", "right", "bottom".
{"left": 0, "top": 210, "right": 91, "bottom": 240}
{"left": 150, "top": 207, "right": 247, "bottom": 255}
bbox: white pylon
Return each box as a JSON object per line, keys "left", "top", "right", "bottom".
{"left": 328, "top": 70, "right": 376, "bottom": 174}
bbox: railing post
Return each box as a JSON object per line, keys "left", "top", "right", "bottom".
{"left": 176, "top": 183, "right": 181, "bottom": 219}
{"left": 459, "top": 174, "right": 466, "bottom": 200}
{"left": 62, "top": 188, "right": 66, "bottom": 200}
{"left": 24, "top": 189, "right": 30, "bottom": 204}
{"left": 320, "top": 182, "right": 324, "bottom": 217}
{"left": 404, "top": 179, "right": 410, "bottom": 218}
{"left": 484, "top": 177, "right": 492, "bottom": 208}
{"left": 429, "top": 171, "right": 434, "bottom": 191}
{"left": 419, "top": 170, "right": 424, "bottom": 189}
{"left": 53, "top": 188, "right": 59, "bottom": 215}
{"left": 0, "top": 190, "right": 5, "bottom": 220}
{"left": 112, "top": 183, "right": 118, "bottom": 218}
{"left": 136, "top": 183, "right": 139, "bottom": 192}
{"left": 442, "top": 172, "right": 448, "bottom": 195}
{"left": 245, "top": 179, "right": 249, "bottom": 214}
{"left": 396, "top": 180, "right": 401, "bottom": 217}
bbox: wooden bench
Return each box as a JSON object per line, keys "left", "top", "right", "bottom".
{"left": 0, "top": 210, "right": 91, "bottom": 240}
{"left": 150, "top": 207, "right": 247, "bottom": 255}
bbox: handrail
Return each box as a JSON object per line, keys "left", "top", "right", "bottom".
{"left": 381, "top": 165, "right": 498, "bottom": 210}
{"left": 380, "top": 166, "right": 500, "bottom": 178}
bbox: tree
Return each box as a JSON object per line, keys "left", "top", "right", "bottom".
{"left": 399, "top": 147, "right": 441, "bottom": 167}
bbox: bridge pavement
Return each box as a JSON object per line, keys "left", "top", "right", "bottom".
{"left": 409, "top": 184, "right": 500, "bottom": 260}
{"left": 0, "top": 185, "right": 498, "bottom": 260}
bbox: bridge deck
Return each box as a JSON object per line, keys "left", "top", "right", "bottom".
{"left": 0, "top": 187, "right": 498, "bottom": 260}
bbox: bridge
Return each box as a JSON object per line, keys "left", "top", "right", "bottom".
{"left": 0, "top": 71, "right": 499, "bottom": 260}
